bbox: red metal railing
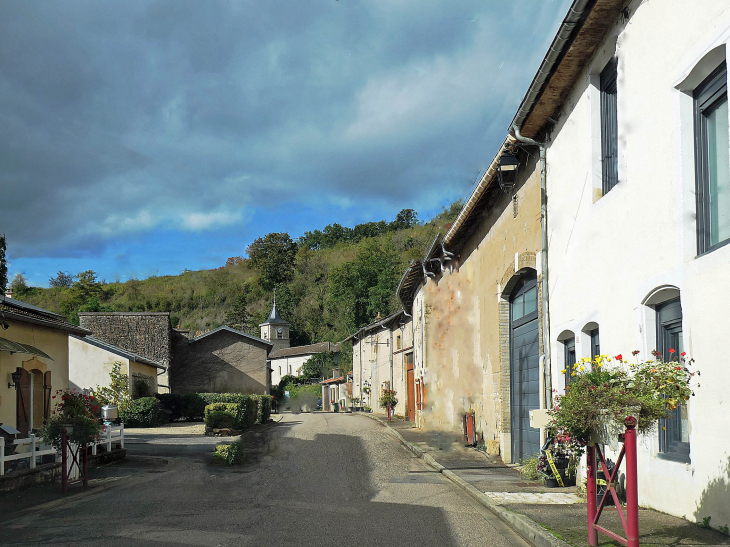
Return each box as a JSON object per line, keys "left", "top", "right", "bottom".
{"left": 586, "top": 419, "right": 639, "bottom": 547}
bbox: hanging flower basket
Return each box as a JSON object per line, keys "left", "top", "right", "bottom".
{"left": 549, "top": 352, "right": 697, "bottom": 446}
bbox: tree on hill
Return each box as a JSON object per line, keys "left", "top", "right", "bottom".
{"left": 247, "top": 232, "right": 297, "bottom": 290}
{"left": 49, "top": 271, "right": 73, "bottom": 288}
{"left": 390, "top": 209, "right": 419, "bottom": 231}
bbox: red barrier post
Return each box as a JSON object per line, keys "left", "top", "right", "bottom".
{"left": 61, "top": 428, "right": 68, "bottom": 494}
{"left": 586, "top": 444, "right": 598, "bottom": 546}
{"left": 625, "top": 422, "right": 639, "bottom": 547}
{"left": 387, "top": 402, "right": 392, "bottom": 423}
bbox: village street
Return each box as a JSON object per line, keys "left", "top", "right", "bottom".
{"left": 0, "top": 413, "right": 532, "bottom": 547}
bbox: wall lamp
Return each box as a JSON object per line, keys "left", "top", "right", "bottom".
{"left": 497, "top": 153, "right": 519, "bottom": 192}
{"left": 8, "top": 369, "right": 21, "bottom": 390}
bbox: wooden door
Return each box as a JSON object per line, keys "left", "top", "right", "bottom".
{"left": 406, "top": 352, "right": 415, "bottom": 421}
{"left": 16, "top": 368, "right": 30, "bottom": 437}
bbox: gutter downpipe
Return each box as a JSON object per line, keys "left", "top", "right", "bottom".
{"left": 512, "top": 123, "right": 552, "bottom": 410}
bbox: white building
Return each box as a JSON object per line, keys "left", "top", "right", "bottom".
{"left": 69, "top": 335, "right": 165, "bottom": 397}
{"left": 509, "top": 0, "right": 730, "bottom": 526}
{"left": 269, "top": 341, "right": 341, "bottom": 387}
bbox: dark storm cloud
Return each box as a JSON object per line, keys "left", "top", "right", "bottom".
{"left": 1, "top": 0, "right": 571, "bottom": 259}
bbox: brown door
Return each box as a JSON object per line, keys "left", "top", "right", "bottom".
{"left": 405, "top": 352, "right": 415, "bottom": 421}
{"left": 16, "top": 368, "right": 30, "bottom": 437}
{"left": 323, "top": 386, "right": 330, "bottom": 412}
{"left": 43, "top": 371, "right": 52, "bottom": 421}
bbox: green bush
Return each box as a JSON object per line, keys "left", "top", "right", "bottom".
{"left": 239, "top": 396, "right": 257, "bottom": 429}
{"left": 181, "top": 393, "right": 208, "bottom": 421}
{"left": 251, "top": 395, "right": 273, "bottom": 424}
{"left": 120, "top": 397, "right": 165, "bottom": 427}
{"left": 211, "top": 441, "right": 246, "bottom": 466}
{"left": 204, "top": 403, "right": 242, "bottom": 430}
{"left": 155, "top": 393, "right": 184, "bottom": 421}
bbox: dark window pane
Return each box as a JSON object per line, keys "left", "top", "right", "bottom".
{"left": 564, "top": 337, "right": 576, "bottom": 386}
{"left": 601, "top": 59, "right": 619, "bottom": 194}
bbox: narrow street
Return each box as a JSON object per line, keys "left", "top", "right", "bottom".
{"left": 0, "top": 413, "right": 532, "bottom": 546}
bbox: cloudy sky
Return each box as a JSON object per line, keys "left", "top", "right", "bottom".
{"left": 1, "top": 0, "right": 571, "bottom": 286}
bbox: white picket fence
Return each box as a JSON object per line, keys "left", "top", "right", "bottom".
{"left": 0, "top": 434, "right": 57, "bottom": 477}
{"left": 0, "top": 424, "right": 125, "bottom": 478}
{"left": 91, "top": 424, "right": 124, "bottom": 455}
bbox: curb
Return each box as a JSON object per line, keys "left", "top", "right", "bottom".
{"left": 363, "top": 414, "right": 570, "bottom": 547}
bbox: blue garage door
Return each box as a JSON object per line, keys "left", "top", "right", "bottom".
{"left": 510, "top": 275, "right": 540, "bottom": 462}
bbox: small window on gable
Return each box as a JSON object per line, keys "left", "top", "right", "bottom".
{"left": 601, "top": 58, "right": 619, "bottom": 194}
{"left": 695, "top": 62, "right": 730, "bottom": 254}
{"left": 396, "top": 335, "right": 402, "bottom": 350}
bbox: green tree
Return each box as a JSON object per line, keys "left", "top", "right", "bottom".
{"left": 390, "top": 209, "right": 419, "bottom": 231}
{"left": 49, "top": 271, "right": 73, "bottom": 288}
{"left": 10, "top": 273, "right": 29, "bottom": 295}
{"left": 247, "top": 233, "right": 298, "bottom": 290}
{"left": 225, "top": 286, "right": 251, "bottom": 331}
{"left": 300, "top": 351, "right": 340, "bottom": 380}
{"left": 71, "top": 270, "right": 103, "bottom": 302}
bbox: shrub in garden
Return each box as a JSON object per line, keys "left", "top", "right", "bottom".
{"left": 120, "top": 397, "right": 165, "bottom": 427}
{"left": 181, "top": 393, "right": 208, "bottom": 421}
{"left": 40, "top": 389, "right": 102, "bottom": 447}
{"left": 211, "top": 442, "right": 246, "bottom": 466}
{"left": 155, "top": 393, "right": 184, "bottom": 421}
{"left": 251, "top": 395, "right": 273, "bottom": 423}
{"left": 239, "top": 395, "right": 257, "bottom": 429}
{"left": 204, "top": 403, "right": 242, "bottom": 430}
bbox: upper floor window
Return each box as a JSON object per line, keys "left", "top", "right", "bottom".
{"left": 695, "top": 63, "right": 730, "bottom": 254}
{"left": 601, "top": 58, "right": 619, "bottom": 194}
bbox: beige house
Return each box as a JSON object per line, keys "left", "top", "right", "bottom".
{"left": 0, "top": 297, "right": 89, "bottom": 437}
{"left": 349, "top": 311, "right": 412, "bottom": 417}
{"left": 69, "top": 335, "right": 165, "bottom": 398}
{"left": 396, "top": 142, "right": 544, "bottom": 462}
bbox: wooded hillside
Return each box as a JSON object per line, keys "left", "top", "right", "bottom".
{"left": 15, "top": 203, "right": 461, "bottom": 356}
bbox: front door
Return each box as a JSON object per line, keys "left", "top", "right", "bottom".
{"left": 16, "top": 368, "right": 31, "bottom": 437}
{"left": 510, "top": 274, "right": 540, "bottom": 462}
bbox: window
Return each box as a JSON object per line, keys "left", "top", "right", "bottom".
{"left": 656, "top": 298, "right": 690, "bottom": 462}
{"left": 564, "top": 338, "right": 576, "bottom": 386}
{"left": 396, "top": 335, "right": 402, "bottom": 350}
{"left": 601, "top": 58, "right": 618, "bottom": 194}
{"left": 695, "top": 63, "right": 730, "bottom": 254}
{"left": 277, "top": 327, "right": 283, "bottom": 339}
{"left": 590, "top": 328, "right": 600, "bottom": 359}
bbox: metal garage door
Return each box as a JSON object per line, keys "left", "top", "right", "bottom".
{"left": 510, "top": 275, "right": 540, "bottom": 462}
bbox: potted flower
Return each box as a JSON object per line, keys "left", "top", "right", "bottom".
{"left": 550, "top": 351, "right": 696, "bottom": 446}
{"left": 538, "top": 433, "right": 582, "bottom": 487}
{"left": 40, "top": 389, "right": 103, "bottom": 448}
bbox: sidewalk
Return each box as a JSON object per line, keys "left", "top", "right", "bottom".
{"left": 365, "top": 413, "right": 730, "bottom": 547}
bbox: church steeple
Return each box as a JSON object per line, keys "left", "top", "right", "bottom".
{"left": 259, "top": 291, "right": 290, "bottom": 352}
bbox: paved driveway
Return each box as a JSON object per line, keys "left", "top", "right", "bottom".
{"left": 0, "top": 413, "right": 532, "bottom": 546}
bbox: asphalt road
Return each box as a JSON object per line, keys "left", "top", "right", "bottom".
{"left": 0, "top": 413, "right": 532, "bottom": 547}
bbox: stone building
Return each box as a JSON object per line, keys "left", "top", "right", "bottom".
{"left": 170, "top": 326, "right": 272, "bottom": 394}
{"left": 258, "top": 301, "right": 290, "bottom": 354}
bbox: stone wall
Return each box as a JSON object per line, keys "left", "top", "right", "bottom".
{"left": 78, "top": 313, "right": 172, "bottom": 367}
{"left": 171, "top": 330, "right": 270, "bottom": 394}
{"left": 78, "top": 312, "right": 172, "bottom": 390}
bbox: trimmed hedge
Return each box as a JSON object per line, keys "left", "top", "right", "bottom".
{"left": 211, "top": 442, "right": 246, "bottom": 466}
{"left": 120, "top": 397, "right": 165, "bottom": 427}
{"left": 250, "top": 395, "right": 272, "bottom": 424}
{"left": 155, "top": 393, "right": 271, "bottom": 424}
{"left": 204, "top": 403, "right": 242, "bottom": 430}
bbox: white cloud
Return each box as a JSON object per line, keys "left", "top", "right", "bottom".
{"left": 181, "top": 210, "right": 243, "bottom": 231}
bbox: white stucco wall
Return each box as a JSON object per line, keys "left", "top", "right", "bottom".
{"left": 69, "top": 337, "right": 159, "bottom": 396}
{"left": 546, "top": 0, "right": 730, "bottom": 525}
{"left": 270, "top": 354, "right": 313, "bottom": 387}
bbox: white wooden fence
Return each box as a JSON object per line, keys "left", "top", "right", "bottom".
{"left": 0, "top": 434, "right": 57, "bottom": 477}
{"left": 0, "top": 424, "right": 125, "bottom": 477}
{"left": 91, "top": 424, "right": 124, "bottom": 455}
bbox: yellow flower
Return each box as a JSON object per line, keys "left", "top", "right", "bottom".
{"left": 571, "top": 372, "right": 577, "bottom": 377}
{"left": 561, "top": 369, "right": 567, "bottom": 374}
{"left": 579, "top": 365, "right": 585, "bottom": 371}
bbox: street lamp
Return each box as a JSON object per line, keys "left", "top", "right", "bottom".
{"left": 8, "top": 368, "right": 21, "bottom": 390}
{"left": 497, "top": 153, "right": 519, "bottom": 192}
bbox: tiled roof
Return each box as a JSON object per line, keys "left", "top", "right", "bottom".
{"left": 1, "top": 298, "right": 90, "bottom": 335}
{"left": 269, "top": 341, "right": 341, "bottom": 360}
{"left": 321, "top": 376, "right": 345, "bottom": 385}
{"left": 188, "top": 325, "right": 272, "bottom": 348}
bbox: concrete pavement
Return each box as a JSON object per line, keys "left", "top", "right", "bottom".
{"left": 366, "top": 412, "right": 730, "bottom": 547}
{"left": 0, "top": 412, "right": 535, "bottom": 546}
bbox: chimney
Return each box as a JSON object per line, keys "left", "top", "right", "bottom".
{"left": 4, "top": 289, "right": 13, "bottom": 299}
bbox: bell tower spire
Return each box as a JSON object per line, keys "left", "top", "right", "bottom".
{"left": 259, "top": 291, "right": 290, "bottom": 353}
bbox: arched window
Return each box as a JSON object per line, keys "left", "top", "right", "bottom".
{"left": 557, "top": 330, "right": 576, "bottom": 387}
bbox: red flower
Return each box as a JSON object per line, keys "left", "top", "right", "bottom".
{"left": 669, "top": 348, "right": 675, "bottom": 353}
{"left": 675, "top": 366, "right": 682, "bottom": 371}
{"left": 681, "top": 352, "right": 686, "bottom": 357}
{"left": 615, "top": 354, "right": 623, "bottom": 360}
